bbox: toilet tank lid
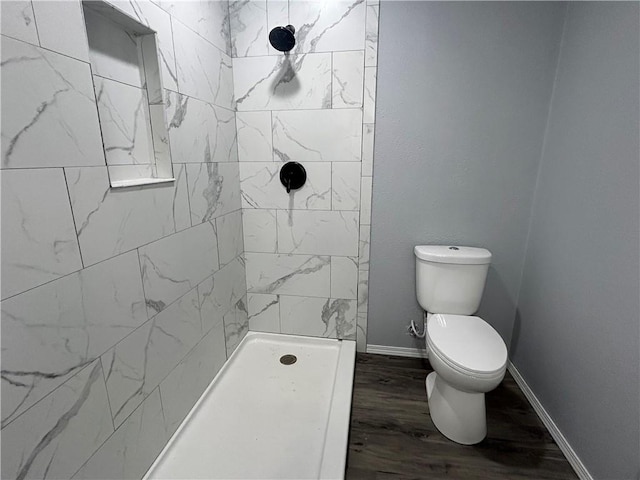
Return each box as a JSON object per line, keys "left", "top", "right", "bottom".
{"left": 414, "top": 245, "right": 492, "bottom": 265}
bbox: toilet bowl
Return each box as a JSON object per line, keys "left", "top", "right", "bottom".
{"left": 414, "top": 245, "right": 508, "bottom": 445}
{"left": 425, "top": 313, "right": 507, "bottom": 444}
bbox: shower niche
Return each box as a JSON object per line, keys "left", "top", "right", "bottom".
{"left": 82, "top": 1, "right": 174, "bottom": 188}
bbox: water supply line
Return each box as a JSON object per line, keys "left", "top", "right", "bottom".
{"left": 409, "top": 311, "right": 428, "bottom": 338}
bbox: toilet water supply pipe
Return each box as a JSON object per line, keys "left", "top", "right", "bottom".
{"left": 409, "top": 311, "right": 429, "bottom": 338}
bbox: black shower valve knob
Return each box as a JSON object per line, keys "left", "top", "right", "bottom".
{"left": 279, "top": 161, "right": 307, "bottom": 194}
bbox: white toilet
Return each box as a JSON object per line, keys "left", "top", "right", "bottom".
{"left": 415, "top": 245, "right": 508, "bottom": 445}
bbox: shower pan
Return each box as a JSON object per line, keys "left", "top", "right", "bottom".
{"left": 144, "top": 332, "right": 356, "bottom": 479}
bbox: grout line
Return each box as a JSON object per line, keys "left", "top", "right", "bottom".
{"left": 92, "top": 72, "right": 148, "bottom": 92}
{"left": 57, "top": 366, "right": 123, "bottom": 479}
{"left": 168, "top": 15, "right": 179, "bottom": 92}
{"left": 0, "top": 204, "right": 244, "bottom": 303}
{"left": 157, "top": 386, "right": 169, "bottom": 440}
{"left": 163, "top": 86, "right": 235, "bottom": 114}
{"left": 0, "top": 32, "right": 93, "bottom": 66}
{"left": 182, "top": 163, "right": 194, "bottom": 228}
{"left": 232, "top": 48, "right": 368, "bottom": 60}
{"left": 167, "top": 11, "right": 231, "bottom": 60}
{"left": 136, "top": 246, "right": 150, "bottom": 319}
{"left": 0, "top": 358, "right": 97, "bottom": 430}
{"left": 241, "top": 106, "right": 364, "bottom": 114}
{"left": 98, "top": 356, "right": 117, "bottom": 432}
{"left": 26, "top": 2, "right": 42, "bottom": 48}
{"left": 62, "top": 167, "right": 86, "bottom": 270}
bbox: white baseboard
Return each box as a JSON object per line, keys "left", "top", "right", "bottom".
{"left": 507, "top": 362, "right": 593, "bottom": 480}
{"left": 366, "top": 344, "right": 428, "bottom": 358}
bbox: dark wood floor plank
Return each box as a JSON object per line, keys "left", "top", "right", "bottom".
{"left": 346, "top": 353, "right": 578, "bottom": 480}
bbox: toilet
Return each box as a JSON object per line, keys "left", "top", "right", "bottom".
{"left": 415, "top": 245, "right": 507, "bottom": 445}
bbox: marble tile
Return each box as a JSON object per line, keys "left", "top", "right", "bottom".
{"left": 94, "top": 77, "right": 155, "bottom": 166}
{"left": 1, "top": 168, "right": 82, "bottom": 300}
{"left": 159, "top": 322, "right": 227, "bottom": 436}
{"left": 277, "top": 210, "right": 359, "bottom": 256}
{"left": 1, "top": 250, "right": 147, "bottom": 427}
{"left": 159, "top": 0, "right": 231, "bottom": 55}
{"left": 216, "top": 210, "right": 244, "bottom": 266}
{"left": 139, "top": 222, "right": 219, "bottom": 317}
{"left": 186, "top": 162, "right": 241, "bottom": 225}
{"left": 230, "top": 0, "right": 268, "bottom": 57}
{"left": 357, "top": 268, "right": 369, "bottom": 314}
{"left": 102, "top": 288, "right": 202, "bottom": 427}
{"left": 365, "top": 3, "right": 379, "bottom": 66}
{"left": 66, "top": 166, "right": 190, "bottom": 266}
{"left": 234, "top": 53, "right": 332, "bottom": 111}
{"left": 32, "top": 0, "right": 90, "bottom": 62}
{"left": 236, "top": 111, "right": 272, "bottom": 162}
{"left": 332, "top": 162, "right": 361, "bottom": 211}
{"left": 83, "top": 6, "right": 145, "bottom": 89}
{"left": 289, "top": 0, "right": 365, "bottom": 54}
{"left": 148, "top": 105, "right": 172, "bottom": 170}
{"left": 1, "top": 0, "right": 38, "bottom": 45}
{"left": 101, "top": 0, "right": 179, "bottom": 92}
{"left": 279, "top": 296, "right": 357, "bottom": 340}
{"left": 357, "top": 268, "right": 369, "bottom": 351}
{"left": 1, "top": 36, "right": 105, "bottom": 169}
{"left": 1, "top": 361, "right": 114, "bottom": 480}
{"left": 359, "top": 224, "right": 370, "bottom": 270}
{"left": 243, "top": 209, "right": 277, "bottom": 253}
{"left": 166, "top": 91, "right": 238, "bottom": 164}
{"left": 198, "top": 257, "right": 247, "bottom": 333}
{"left": 240, "top": 162, "right": 331, "bottom": 210}
{"left": 247, "top": 293, "right": 280, "bottom": 333}
{"left": 356, "top": 311, "right": 367, "bottom": 352}
{"left": 272, "top": 109, "right": 362, "bottom": 162}
{"left": 360, "top": 176, "right": 373, "bottom": 224}
{"left": 331, "top": 256, "right": 358, "bottom": 300}
{"left": 332, "top": 51, "right": 364, "bottom": 108}
{"left": 245, "top": 253, "right": 330, "bottom": 297}
{"left": 363, "top": 66, "right": 377, "bottom": 123}
{"left": 72, "top": 388, "right": 167, "bottom": 480}
{"left": 265, "top": 0, "right": 288, "bottom": 56}
{"left": 224, "top": 295, "right": 249, "bottom": 357}
{"left": 172, "top": 164, "right": 192, "bottom": 232}
{"left": 361, "top": 123, "right": 375, "bottom": 176}
{"left": 172, "top": 18, "right": 234, "bottom": 109}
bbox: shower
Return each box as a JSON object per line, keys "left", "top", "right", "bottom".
{"left": 269, "top": 25, "right": 296, "bottom": 52}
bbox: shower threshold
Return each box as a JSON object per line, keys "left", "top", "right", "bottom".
{"left": 144, "top": 332, "right": 356, "bottom": 480}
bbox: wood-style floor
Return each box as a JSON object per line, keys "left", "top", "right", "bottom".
{"left": 346, "top": 354, "right": 578, "bottom": 480}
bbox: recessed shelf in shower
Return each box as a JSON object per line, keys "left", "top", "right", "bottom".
{"left": 82, "top": 0, "right": 174, "bottom": 188}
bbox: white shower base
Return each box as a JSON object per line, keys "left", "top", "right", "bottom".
{"left": 144, "top": 332, "right": 356, "bottom": 480}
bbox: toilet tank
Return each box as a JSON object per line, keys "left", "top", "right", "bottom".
{"left": 414, "top": 246, "right": 491, "bottom": 315}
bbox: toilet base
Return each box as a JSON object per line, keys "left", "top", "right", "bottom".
{"left": 426, "top": 372, "right": 487, "bottom": 445}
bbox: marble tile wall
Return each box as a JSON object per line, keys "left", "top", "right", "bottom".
{"left": 230, "top": 0, "right": 379, "bottom": 349}
{"left": 1, "top": 1, "right": 246, "bottom": 479}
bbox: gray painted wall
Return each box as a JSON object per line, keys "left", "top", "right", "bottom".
{"left": 369, "top": 1, "right": 565, "bottom": 348}
{"left": 511, "top": 3, "right": 640, "bottom": 479}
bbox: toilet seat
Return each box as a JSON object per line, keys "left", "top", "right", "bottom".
{"left": 427, "top": 314, "right": 507, "bottom": 375}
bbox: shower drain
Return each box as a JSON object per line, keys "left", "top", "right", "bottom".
{"left": 279, "top": 354, "right": 297, "bottom": 365}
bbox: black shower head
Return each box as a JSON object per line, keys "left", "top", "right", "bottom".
{"left": 269, "top": 25, "right": 296, "bottom": 52}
